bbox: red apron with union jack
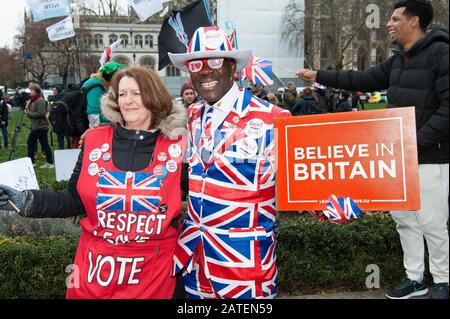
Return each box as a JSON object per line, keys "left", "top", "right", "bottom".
{"left": 66, "top": 126, "right": 184, "bottom": 299}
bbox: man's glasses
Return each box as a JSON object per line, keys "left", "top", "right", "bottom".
{"left": 185, "top": 58, "right": 233, "bottom": 73}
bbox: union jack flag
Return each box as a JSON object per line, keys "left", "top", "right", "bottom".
{"left": 96, "top": 170, "right": 160, "bottom": 213}
{"left": 322, "top": 195, "right": 363, "bottom": 224}
{"left": 242, "top": 56, "right": 273, "bottom": 86}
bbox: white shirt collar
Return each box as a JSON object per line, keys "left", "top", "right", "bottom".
{"left": 209, "top": 83, "right": 240, "bottom": 113}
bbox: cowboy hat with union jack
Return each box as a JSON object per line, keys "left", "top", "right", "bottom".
{"left": 169, "top": 26, "right": 252, "bottom": 72}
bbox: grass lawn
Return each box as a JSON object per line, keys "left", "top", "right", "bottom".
{"left": 0, "top": 108, "right": 59, "bottom": 187}
{"left": 363, "top": 103, "right": 387, "bottom": 110}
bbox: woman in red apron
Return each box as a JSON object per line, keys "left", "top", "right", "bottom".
{"left": 0, "top": 67, "right": 188, "bottom": 299}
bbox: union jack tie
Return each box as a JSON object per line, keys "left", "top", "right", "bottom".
{"left": 201, "top": 107, "right": 214, "bottom": 164}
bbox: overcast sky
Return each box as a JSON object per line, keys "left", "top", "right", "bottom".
{"left": 0, "top": 0, "right": 27, "bottom": 48}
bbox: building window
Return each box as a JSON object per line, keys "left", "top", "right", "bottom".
{"left": 113, "top": 55, "right": 131, "bottom": 66}
{"left": 109, "top": 34, "right": 118, "bottom": 45}
{"left": 120, "top": 34, "right": 129, "bottom": 48}
{"left": 166, "top": 64, "right": 181, "bottom": 77}
{"left": 94, "top": 34, "right": 103, "bottom": 48}
{"left": 135, "top": 35, "right": 143, "bottom": 48}
{"left": 145, "top": 35, "right": 154, "bottom": 48}
{"left": 139, "top": 56, "right": 155, "bottom": 69}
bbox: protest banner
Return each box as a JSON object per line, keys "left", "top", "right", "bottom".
{"left": 54, "top": 149, "right": 80, "bottom": 181}
{"left": 26, "top": 0, "right": 71, "bottom": 22}
{"left": 275, "top": 107, "right": 420, "bottom": 211}
{"left": 0, "top": 158, "right": 39, "bottom": 191}
{"left": 46, "top": 15, "right": 76, "bottom": 42}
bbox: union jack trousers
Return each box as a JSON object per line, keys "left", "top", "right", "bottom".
{"left": 171, "top": 87, "right": 291, "bottom": 299}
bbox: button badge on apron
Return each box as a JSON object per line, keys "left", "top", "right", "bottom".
{"left": 88, "top": 163, "right": 99, "bottom": 176}
{"left": 166, "top": 160, "right": 178, "bottom": 173}
{"left": 157, "top": 152, "right": 168, "bottom": 162}
{"left": 154, "top": 165, "right": 168, "bottom": 180}
{"left": 101, "top": 143, "right": 110, "bottom": 153}
{"left": 89, "top": 148, "right": 102, "bottom": 162}
{"left": 168, "top": 144, "right": 182, "bottom": 158}
{"left": 102, "top": 152, "right": 111, "bottom": 162}
{"left": 160, "top": 204, "right": 167, "bottom": 214}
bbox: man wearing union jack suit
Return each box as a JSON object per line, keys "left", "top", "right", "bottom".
{"left": 169, "top": 26, "right": 292, "bottom": 299}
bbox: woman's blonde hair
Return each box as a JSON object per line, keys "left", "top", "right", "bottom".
{"left": 109, "top": 67, "right": 173, "bottom": 129}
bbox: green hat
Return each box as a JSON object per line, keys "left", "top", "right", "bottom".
{"left": 100, "top": 61, "right": 125, "bottom": 77}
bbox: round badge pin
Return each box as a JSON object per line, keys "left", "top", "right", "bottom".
{"left": 236, "top": 138, "right": 258, "bottom": 158}
{"left": 158, "top": 152, "right": 168, "bottom": 162}
{"left": 88, "top": 163, "right": 99, "bottom": 176}
{"left": 168, "top": 144, "right": 182, "bottom": 158}
{"left": 98, "top": 167, "right": 106, "bottom": 177}
{"left": 233, "top": 116, "right": 240, "bottom": 124}
{"left": 166, "top": 160, "right": 178, "bottom": 173}
{"left": 154, "top": 165, "right": 168, "bottom": 180}
{"left": 102, "top": 152, "right": 111, "bottom": 162}
{"left": 89, "top": 148, "right": 102, "bottom": 162}
{"left": 101, "top": 143, "right": 110, "bottom": 153}
{"left": 245, "top": 119, "right": 265, "bottom": 139}
{"left": 126, "top": 171, "right": 134, "bottom": 179}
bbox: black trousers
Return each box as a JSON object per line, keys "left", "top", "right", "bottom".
{"left": 27, "top": 128, "right": 53, "bottom": 164}
{"left": 56, "top": 132, "right": 72, "bottom": 150}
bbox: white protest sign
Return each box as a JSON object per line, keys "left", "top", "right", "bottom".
{"left": 0, "top": 158, "right": 39, "bottom": 191}
{"left": 55, "top": 149, "right": 81, "bottom": 181}
{"left": 46, "top": 15, "right": 76, "bottom": 42}
{"left": 26, "top": 0, "right": 71, "bottom": 22}
{"left": 129, "top": 0, "right": 164, "bottom": 22}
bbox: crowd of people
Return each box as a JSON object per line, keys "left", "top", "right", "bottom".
{"left": 0, "top": 0, "right": 447, "bottom": 300}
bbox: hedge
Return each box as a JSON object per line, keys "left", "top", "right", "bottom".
{"left": 0, "top": 215, "right": 405, "bottom": 298}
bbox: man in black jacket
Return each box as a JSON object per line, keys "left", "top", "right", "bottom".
{"left": 297, "top": 0, "right": 448, "bottom": 299}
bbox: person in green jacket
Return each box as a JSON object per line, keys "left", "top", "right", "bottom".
{"left": 82, "top": 61, "right": 125, "bottom": 127}
{"left": 25, "top": 84, "right": 54, "bottom": 169}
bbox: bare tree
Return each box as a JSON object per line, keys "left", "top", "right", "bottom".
{"left": 0, "top": 48, "right": 23, "bottom": 87}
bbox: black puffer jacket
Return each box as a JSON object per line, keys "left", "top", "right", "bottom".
{"left": 317, "top": 25, "right": 449, "bottom": 164}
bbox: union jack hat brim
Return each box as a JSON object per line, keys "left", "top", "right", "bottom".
{"left": 168, "top": 26, "right": 252, "bottom": 72}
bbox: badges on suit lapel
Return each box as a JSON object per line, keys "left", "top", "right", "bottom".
{"left": 236, "top": 138, "right": 258, "bottom": 158}
{"left": 169, "top": 144, "right": 182, "bottom": 158}
{"left": 245, "top": 119, "right": 265, "bottom": 139}
{"left": 89, "top": 148, "right": 102, "bottom": 162}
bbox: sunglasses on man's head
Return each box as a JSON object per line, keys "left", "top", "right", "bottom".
{"left": 185, "top": 58, "right": 234, "bottom": 73}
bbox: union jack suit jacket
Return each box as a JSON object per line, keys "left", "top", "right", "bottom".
{"left": 172, "top": 87, "right": 291, "bottom": 298}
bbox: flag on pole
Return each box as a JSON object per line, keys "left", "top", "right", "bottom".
{"left": 223, "top": 21, "right": 238, "bottom": 50}
{"left": 99, "top": 39, "right": 123, "bottom": 67}
{"left": 158, "top": 0, "right": 212, "bottom": 70}
{"left": 46, "top": 16, "right": 76, "bottom": 42}
{"left": 242, "top": 56, "right": 274, "bottom": 86}
{"left": 26, "top": 0, "right": 71, "bottom": 22}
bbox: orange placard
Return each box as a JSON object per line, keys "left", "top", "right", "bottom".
{"left": 275, "top": 107, "right": 420, "bottom": 211}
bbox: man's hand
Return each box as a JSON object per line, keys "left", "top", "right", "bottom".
{"left": 296, "top": 69, "right": 318, "bottom": 82}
